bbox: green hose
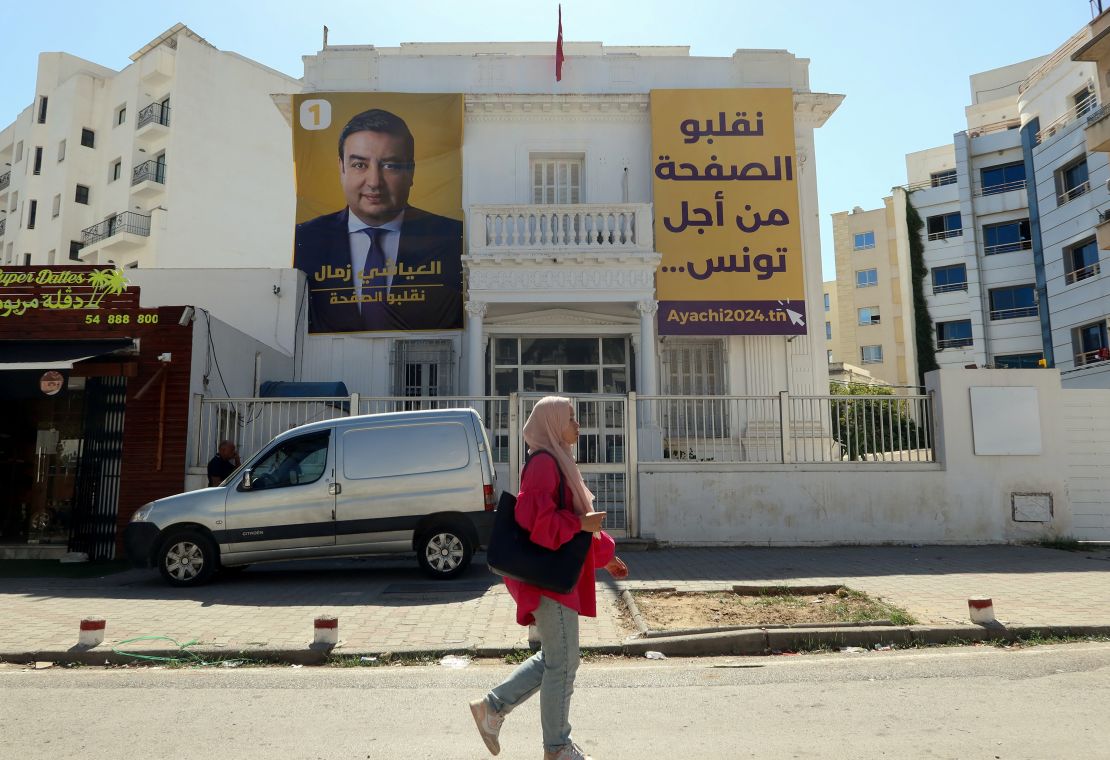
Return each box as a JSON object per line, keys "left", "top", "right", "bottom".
{"left": 111, "top": 635, "right": 244, "bottom": 667}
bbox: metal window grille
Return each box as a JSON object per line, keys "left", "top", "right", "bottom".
{"left": 391, "top": 339, "right": 456, "bottom": 400}
{"left": 660, "top": 340, "right": 727, "bottom": 437}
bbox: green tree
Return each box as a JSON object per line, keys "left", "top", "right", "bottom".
{"left": 905, "top": 194, "right": 938, "bottom": 384}
{"left": 829, "top": 382, "right": 923, "bottom": 461}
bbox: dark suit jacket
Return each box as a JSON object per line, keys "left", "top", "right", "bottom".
{"left": 295, "top": 206, "right": 463, "bottom": 333}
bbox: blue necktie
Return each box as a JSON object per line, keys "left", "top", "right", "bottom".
{"left": 361, "top": 227, "right": 388, "bottom": 329}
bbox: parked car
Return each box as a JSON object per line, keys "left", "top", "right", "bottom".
{"left": 126, "top": 408, "right": 497, "bottom": 587}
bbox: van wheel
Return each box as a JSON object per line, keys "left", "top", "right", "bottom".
{"left": 157, "top": 530, "right": 218, "bottom": 587}
{"left": 416, "top": 527, "right": 473, "bottom": 579}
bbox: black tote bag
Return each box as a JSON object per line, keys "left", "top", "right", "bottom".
{"left": 486, "top": 451, "right": 592, "bottom": 594}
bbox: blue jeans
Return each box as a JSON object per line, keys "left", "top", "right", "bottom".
{"left": 486, "top": 596, "right": 581, "bottom": 753}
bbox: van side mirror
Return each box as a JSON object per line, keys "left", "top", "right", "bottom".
{"left": 241, "top": 468, "right": 254, "bottom": 490}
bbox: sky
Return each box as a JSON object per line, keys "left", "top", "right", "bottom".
{"left": 0, "top": 1, "right": 1094, "bottom": 279}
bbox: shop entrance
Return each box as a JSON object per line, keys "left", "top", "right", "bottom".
{"left": 0, "top": 372, "right": 86, "bottom": 547}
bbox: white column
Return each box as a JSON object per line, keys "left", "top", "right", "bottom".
{"left": 637, "top": 299, "right": 659, "bottom": 395}
{"left": 465, "top": 301, "right": 488, "bottom": 397}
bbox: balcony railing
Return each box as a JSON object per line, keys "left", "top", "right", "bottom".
{"left": 0, "top": 217, "right": 5, "bottom": 237}
{"left": 984, "top": 240, "right": 1032, "bottom": 255}
{"left": 1020, "top": 28, "right": 1090, "bottom": 94}
{"left": 136, "top": 102, "right": 171, "bottom": 129}
{"left": 1076, "top": 347, "right": 1110, "bottom": 366}
{"left": 937, "top": 337, "right": 974, "bottom": 350}
{"left": 81, "top": 211, "right": 151, "bottom": 246}
{"left": 1037, "top": 93, "right": 1098, "bottom": 144}
{"left": 976, "top": 179, "right": 1028, "bottom": 197}
{"left": 1066, "top": 262, "right": 1101, "bottom": 284}
{"left": 0, "top": 171, "right": 9, "bottom": 192}
{"left": 926, "top": 228, "right": 962, "bottom": 241}
{"left": 468, "top": 203, "right": 652, "bottom": 254}
{"left": 989, "top": 306, "right": 1038, "bottom": 321}
{"left": 932, "top": 281, "right": 968, "bottom": 295}
{"left": 967, "top": 119, "right": 1021, "bottom": 138}
{"left": 132, "top": 160, "right": 166, "bottom": 186}
{"left": 1059, "top": 181, "right": 1091, "bottom": 205}
{"left": 1087, "top": 102, "right": 1110, "bottom": 128}
{"left": 903, "top": 174, "right": 957, "bottom": 192}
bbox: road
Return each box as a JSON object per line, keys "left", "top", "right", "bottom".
{"left": 2, "top": 643, "right": 1108, "bottom": 759}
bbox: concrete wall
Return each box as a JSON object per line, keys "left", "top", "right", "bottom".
{"left": 128, "top": 267, "right": 302, "bottom": 354}
{"left": 183, "top": 312, "right": 296, "bottom": 491}
{"left": 1063, "top": 388, "right": 1110, "bottom": 538}
{"left": 636, "top": 368, "right": 1073, "bottom": 544}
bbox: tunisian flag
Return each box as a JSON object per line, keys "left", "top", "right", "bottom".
{"left": 556, "top": 5, "right": 565, "bottom": 81}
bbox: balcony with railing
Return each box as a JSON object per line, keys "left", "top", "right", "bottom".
{"left": 1059, "top": 180, "right": 1091, "bottom": 206}
{"left": 937, "top": 337, "right": 974, "bottom": 350}
{"left": 989, "top": 305, "right": 1039, "bottom": 321}
{"left": 0, "top": 217, "right": 5, "bottom": 237}
{"left": 983, "top": 239, "right": 1032, "bottom": 256}
{"left": 131, "top": 160, "right": 166, "bottom": 199}
{"left": 0, "top": 171, "right": 9, "bottom": 193}
{"left": 1076, "top": 347, "right": 1110, "bottom": 366}
{"left": 1067, "top": 261, "right": 1102, "bottom": 284}
{"left": 1085, "top": 102, "right": 1110, "bottom": 153}
{"left": 932, "top": 281, "right": 968, "bottom": 295}
{"left": 974, "top": 179, "right": 1028, "bottom": 197}
{"left": 80, "top": 211, "right": 151, "bottom": 256}
{"left": 468, "top": 203, "right": 653, "bottom": 258}
{"left": 136, "top": 103, "right": 171, "bottom": 144}
{"left": 1037, "top": 91, "right": 1098, "bottom": 145}
{"left": 926, "top": 228, "right": 962, "bottom": 242}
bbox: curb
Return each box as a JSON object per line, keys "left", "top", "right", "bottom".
{"left": 618, "top": 623, "right": 1110, "bottom": 657}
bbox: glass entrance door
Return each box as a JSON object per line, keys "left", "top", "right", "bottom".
{"left": 491, "top": 337, "right": 631, "bottom": 534}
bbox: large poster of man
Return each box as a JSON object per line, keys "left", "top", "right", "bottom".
{"left": 293, "top": 93, "right": 464, "bottom": 333}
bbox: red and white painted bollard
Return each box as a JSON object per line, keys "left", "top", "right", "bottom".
{"left": 968, "top": 597, "right": 996, "bottom": 625}
{"left": 314, "top": 616, "right": 338, "bottom": 646}
{"left": 79, "top": 618, "right": 106, "bottom": 647}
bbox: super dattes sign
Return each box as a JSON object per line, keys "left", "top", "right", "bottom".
{"left": 0, "top": 266, "right": 159, "bottom": 328}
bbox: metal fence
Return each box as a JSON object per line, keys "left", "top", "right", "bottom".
{"left": 634, "top": 392, "right": 935, "bottom": 464}
{"left": 193, "top": 391, "right": 937, "bottom": 470}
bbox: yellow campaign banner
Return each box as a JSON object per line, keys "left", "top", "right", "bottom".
{"left": 651, "top": 88, "right": 806, "bottom": 335}
{"left": 292, "top": 93, "right": 464, "bottom": 334}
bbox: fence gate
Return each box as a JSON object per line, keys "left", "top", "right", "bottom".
{"left": 69, "top": 376, "right": 127, "bottom": 560}
{"left": 515, "top": 394, "right": 630, "bottom": 536}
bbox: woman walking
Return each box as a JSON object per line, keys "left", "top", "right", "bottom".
{"left": 470, "top": 396, "right": 629, "bottom": 760}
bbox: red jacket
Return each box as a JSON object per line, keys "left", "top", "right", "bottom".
{"left": 503, "top": 453, "right": 616, "bottom": 626}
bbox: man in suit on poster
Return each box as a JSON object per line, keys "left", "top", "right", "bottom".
{"left": 295, "top": 108, "right": 463, "bottom": 333}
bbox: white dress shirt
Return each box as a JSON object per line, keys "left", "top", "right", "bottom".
{"left": 347, "top": 210, "right": 404, "bottom": 301}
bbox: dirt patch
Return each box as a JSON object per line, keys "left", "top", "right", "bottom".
{"left": 624, "top": 588, "right": 916, "bottom": 632}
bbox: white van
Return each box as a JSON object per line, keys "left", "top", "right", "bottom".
{"left": 125, "top": 408, "right": 497, "bottom": 587}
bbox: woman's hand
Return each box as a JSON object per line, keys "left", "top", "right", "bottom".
{"left": 605, "top": 556, "right": 629, "bottom": 579}
{"left": 579, "top": 511, "right": 607, "bottom": 533}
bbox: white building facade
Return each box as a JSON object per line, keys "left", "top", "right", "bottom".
{"left": 291, "top": 42, "right": 842, "bottom": 408}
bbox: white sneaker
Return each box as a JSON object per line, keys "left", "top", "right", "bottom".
{"left": 544, "top": 742, "right": 593, "bottom": 760}
{"left": 469, "top": 698, "right": 505, "bottom": 755}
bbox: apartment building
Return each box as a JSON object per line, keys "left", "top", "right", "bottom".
{"left": 822, "top": 279, "right": 837, "bottom": 364}
{"left": 838, "top": 30, "right": 1110, "bottom": 388}
{"left": 829, "top": 200, "right": 917, "bottom": 386}
{"left": 0, "top": 24, "right": 300, "bottom": 271}
{"left": 1054, "top": 20, "right": 1110, "bottom": 388}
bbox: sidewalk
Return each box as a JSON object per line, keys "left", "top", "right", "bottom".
{"left": 2, "top": 545, "right": 1109, "bottom": 662}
